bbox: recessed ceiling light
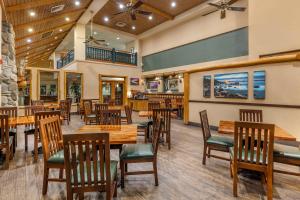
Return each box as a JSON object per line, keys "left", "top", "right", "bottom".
{"left": 50, "top": 43, "right": 54, "bottom": 46}
{"left": 116, "top": 37, "right": 120, "bottom": 40}
{"left": 119, "top": 3, "right": 125, "bottom": 9}
{"left": 93, "top": 31, "right": 97, "bottom": 35}
{"left": 171, "top": 1, "right": 176, "bottom": 7}
{"left": 26, "top": 52, "right": 29, "bottom": 55}
{"left": 55, "top": 36, "right": 58, "bottom": 39}
{"left": 48, "top": 48, "right": 50, "bottom": 51}
{"left": 27, "top": 46, "right": 31, "bottom": 49}
{"left": 28, "top": 28, "right": 33, "bottom": 33}
{"left": 104, "top": 16, "right": 109, "bottom": 22}
{"left": 59, "top": 29, "right": 63, "bottom": 32}
{"left": 132, "top": 26, "right": 136, "bottom": 30}
{"left": 65, "top": 17, "right": 70, "bottom": 21}
{"left": 106, "top": 43, "right": 110, "bottom": 46}
{"left": 148, "top": 15, "right": 153, "bottom": 20}
{"left": 75, "top": 1, "right": 80, "bottom": 6}
{"left": 29, "top": 11, "right": 36, "bottom": 17}
{"left": 27, "top": 38, "right": 32, "bottom": 43}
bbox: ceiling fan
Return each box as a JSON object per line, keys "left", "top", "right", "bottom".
{"left": 84, "top": 11, "right": 106, "bottom": 45}
{"left": 113, "top": 0, "right": 152, "bottom": 21}
{"left": 203, "top": 0, "right": 246, "bottom": 19}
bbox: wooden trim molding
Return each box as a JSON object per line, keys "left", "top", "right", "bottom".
{"left": 187, "top": 53, "right": 300, "bottom": 74}
{"left": 183, "top": 72, "right": 189, "bottom": 124}
{"left": 189, "top": 100, "right": 300, "bottom": 109}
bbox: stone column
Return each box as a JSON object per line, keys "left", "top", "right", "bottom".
{"left": 0, "top": 22, "right": 18, "bottom": 106}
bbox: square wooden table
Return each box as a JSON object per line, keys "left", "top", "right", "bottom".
{"left": 8, "top": 116, "right": 35, "bottom": 126}
{"left": 218, "top": 120, "right": 296, "bottom": 141}
{"left": 76, "top": 124, "right": 137, "bottom": 145}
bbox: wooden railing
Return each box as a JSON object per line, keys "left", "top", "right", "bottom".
{"left": 57, "top": 50, "right": 74, "bottom": 69}
{"left": 86, "top": 46, "right": 137, "bottom": 66}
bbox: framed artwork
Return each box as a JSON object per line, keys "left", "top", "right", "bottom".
{"left": 214, "top": 72, "right": 248, "bottom": 99}
{"left": 130, "top": 77, "right": 139, "bottom": 86}
{"left": 148, "top": 81, "right": 159, "bottom": 90}
{"left": 167, "top": 79, "right": 179, "bottom": 92}
{"left": 203, "top": 75, "right": 211, "bottom": 98}
{"left": 253, "top": 71, "right": 266, "bottom": 99}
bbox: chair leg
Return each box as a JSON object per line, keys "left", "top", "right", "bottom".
{"left": 4, "top": 147, "right": 10, "bottom": 169}
{"left": 42, "top": 167, "right": 49, "bottom": 195}
{"left": 25, "top": 133, "right": 28, "bottom": 152}
{"left": 120, "top": 160, "right": 125, "bottom": 188}
{"left": 153, "top": 160, "right": 159, "bottom": 186}
{"left": 34, "top": 132, "right": 38, "bottom": 162}
{"left": 167, "top": 131, "right": 171, "bottom": 150}
{"left": 125, "top": 163, "right": 128, "bottom": 173}
{"left": 233, "top": 164, "right": 238, "bottom": 197}
{"left": 113, "top": 177, "right": 118, "bottom": 198}
{"left": 79, "top": 192, "right": 84, "bottom": 200}
{"left": 207, "top": 148, "right": 211, "bottom": 158}
{"left": 267, "top": 172, "right": 273, "bottom": 200}
{"left": 59, "top": 168, "right": 63, "bottom": 179}
{"left": 202, "top": 144, "right": 207, "bottom": 165}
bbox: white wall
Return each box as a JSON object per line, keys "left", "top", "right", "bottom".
{"left": 189, "top": 61, "right": 300, "bottom": 140}
{"left": 249, "top": 0, "right": 300, "bottom": 58}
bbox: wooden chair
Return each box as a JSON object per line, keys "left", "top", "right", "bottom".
{"left": 95, "top": 103, "right": 108, "bottom": 112}
{"left": 98, "top": 109, "right": 121, "bottom": 125}
{"left": 231, "top": 122, "right": 275, "bottom": 200}
{"left": 273, "top": 142, "right": 300, "bottom": 176}
{"left": 120, "top": 117, "right": 162, "bottom": 188}
{"left": 153, "top": 108, "right": 172, "bottom": 150}
{"left": 239, "top": 109, "right": 263, "bottom": 122}
{"left": 78, "top": 99, "right": 85, "bottom": 119}
{"left": 60, "top": 100, "right": 70, "bottom": 125}
{"left": 24, "top": 106, "right": 35, "bottom": 151}
{"left": 63, "top": 132, "right": 118, "bottom": 200}
{"left": 164, "top": 98, "right": 172, "bottom": 109}
{"left": 66, "top": 97, "right": 72, "bottom": 121}
{"left": 34, "top": 111, "right": 61, "bottom": 162}
{"left": 0, "top": 114, "right": 14, "bottom": 169}
{"left": 199, "top": 110, "right": 233, "bottom": 165}
{"left": 124, "top": 105, "right": 133, "bottom": 124}
{"left": 83, "top": 100, "right": 96, "bottom": 124}
{"left": 0, "top": 107, "right": 18, "bottom": 150}
{"left": 39, "top": 116, "right": 65, "bottom": 195}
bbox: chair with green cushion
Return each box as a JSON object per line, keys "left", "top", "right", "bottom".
{"left": 273, "top": 142, "right": 300, "bottom": 176}
{"left": 120, "top": 117, "right": 163, "bottom": 188}
{"left": 39, "top": 115, "right": 65, "bottom": 195}
{"left": 199, "top": 110, "right": 234, "bottom": 165}
{"left": 63, "top": 132, "right": 118, "bottom": 200}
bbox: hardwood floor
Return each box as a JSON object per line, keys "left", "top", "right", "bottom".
{"left": 0, "top": 113, "right": 300, "bottom": 200}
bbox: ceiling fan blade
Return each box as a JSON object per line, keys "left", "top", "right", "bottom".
{"left": 227, "top": 0, "right": 239, "bottom": 6}
{"left": 227, "top": 6, "right": 246, "bottom": 12}
{"left": 93, "top": 40, "right": 103, "bottom": 45}
{"left": 208, "top": 3, "right": 221, "bottom": 9}
{"left": 113, "top": 11, "right": 126, "bottom": 16}
{"left": 132, "top": 0, "right": 143, "bottom": 9}
{"left": 131, "top": 13, "right": 136, "bottom": 20}
{"left": 95, "top": 39, "right": 106, "bottom": 42}
{"left": 83, "top": 40, "right": 90, "bottom": 43}
{"left": 136, "top": 10, "right": 152, "bottom": 15}
{"left": 221, "top": 9, "right": 226, "bottom": 19}
{"left": 202, "top": 9, "right": 218, "bottom": 16}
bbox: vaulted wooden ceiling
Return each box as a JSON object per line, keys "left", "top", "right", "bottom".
{"left": 2, "top": 0, "right": 92, "bottom": 67}
{"left": 93, "top": 0, "right": 208, "bottom": 34}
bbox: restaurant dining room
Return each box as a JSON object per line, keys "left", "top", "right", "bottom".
{"left": 0, "top": 0, "right": 300, "bottom": 199}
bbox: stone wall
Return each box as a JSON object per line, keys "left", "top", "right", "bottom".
{"left": 0, "top": 22, "right": 17, "bottom": 106}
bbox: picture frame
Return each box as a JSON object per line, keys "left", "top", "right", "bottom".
{"left": 130, "top": 77, "right": 139, "bottom": 86}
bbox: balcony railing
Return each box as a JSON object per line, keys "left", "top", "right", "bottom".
{"left": 86, "top": 46, "right": 137, "bottom": 66}
{"left": 57, "top": 50, "right": 74, "bottom": 69}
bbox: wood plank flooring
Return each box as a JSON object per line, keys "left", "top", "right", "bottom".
{"left": 0, "top": 113, "right": 300, "bottom": 200}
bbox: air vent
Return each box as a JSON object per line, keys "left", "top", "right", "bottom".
{"left": 115, "top": 21, "right": 127, "bottom": 28}
{"left": 51, "top": 5, "right": 65, "bottom": 13}
{"left": 41, "top": 31, "right": 53, "bottom": 39}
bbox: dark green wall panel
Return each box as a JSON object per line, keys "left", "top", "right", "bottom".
{"left": 142, "top": 27, "right": 248, "bottom": 72}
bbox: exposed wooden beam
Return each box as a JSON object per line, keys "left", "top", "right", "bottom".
{"left": 16, "top": 22, "right": 75, "bottom": 42}
{"left": 16, "top": 31, "right": 68, "bottom": 50}
{"left": 17, "top": 40, "right": 61, "bottom": 56}
{"left": 7, "top": 0, "right": 63, "bottom": 12}
{"left": 142, "top": 2, "right": 174, "bottom": 20}
{"left": 15, "top": 8, "right": 85, "bottom": 30}
{"left": 25, "top": 49, "right": 53, "bottom": 60}
{"left": 27, "top": 55, "right": 51, "bottom": 64}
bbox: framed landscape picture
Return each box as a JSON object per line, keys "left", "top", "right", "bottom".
{"left": 203, "top": 75, "right": 211, "bottom": 98}
{"left": 214, "top": 72, "right": 248, "bottom": 99}
{"left": 130, "top": 77, "right": 139, "bottom": 86}
{"left": 167, "top": 78, "right": 179, "bottom": 92}
{"left": 253, "top": 71, "right": 266, "bottom": 99}
{"left": 148, "top": 81, "right": 159, "bottom": 91}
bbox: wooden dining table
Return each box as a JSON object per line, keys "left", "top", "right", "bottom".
{"left": 8, "top": 116, "right": 35, "bottom": 126}
{"left": 139, "top": 111, "right": 152, "bottom": 117}
{"left": 218, "top": 120, "right": 296, "bottom": 141}
{"left": 76, "top": 124, "right": 137, "bottom": 145}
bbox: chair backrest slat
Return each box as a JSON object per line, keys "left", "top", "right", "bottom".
{"left": 98, "top": 109, "right": 121, "bottom": 125}
{"left": 234, "top": 122, "right": 274, "bottom": 166}
{"left": 63, "top": 133, "right": 111, "bottom": 192}
{"left": 152, "top": 117, "right": 163, "bottom": 156}
{"left": 153, "top": 108, "right": 171, "bottom": 134}
{"left": 0, "top": 114, "right": 9, "bottom": 148}
{"left": 124, "top": 105, "right": 132, "bottom": 124}
{"left": 199, "top": 110, "right": 211, "bottom": 141}
{"left": 83, "top": 100, "right": 93, "bottom": 116}
{"left": 95, "top": 103, "right": 108, "bottom": 113}
{"left": 239, "top": 109, "right": 263, "bottom": 123}
{"left": 0, "top": 107, "right": 17, "bottom": 129}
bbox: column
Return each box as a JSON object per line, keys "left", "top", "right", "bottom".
{"left": 74, "top": 23, "right": 86, "bottom": 61}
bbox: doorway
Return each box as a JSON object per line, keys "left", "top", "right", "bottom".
{"left": 99, "top": 76, "right": 127, "bottom": 106}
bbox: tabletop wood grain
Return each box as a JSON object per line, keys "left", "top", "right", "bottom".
{"left": 218, "top": 120, "right": 296, "bottom": 141}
